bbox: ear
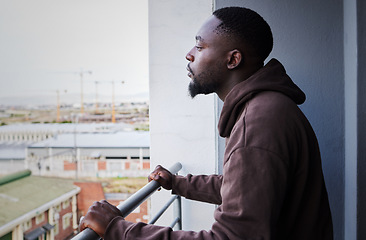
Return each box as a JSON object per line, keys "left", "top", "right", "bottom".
{"left": 227, "top": 49, "right": 242, "bottom": 70}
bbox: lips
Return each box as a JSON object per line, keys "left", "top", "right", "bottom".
{"left": 186, "top": 65, "right": 193, "bottom": 78}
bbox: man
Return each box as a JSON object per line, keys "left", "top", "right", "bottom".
{"left": 80, "top": 6, "right": 333, "bottom": 239}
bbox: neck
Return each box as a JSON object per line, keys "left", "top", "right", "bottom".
{"left": 217, "top": 62, "right": 263, "bottom": 101}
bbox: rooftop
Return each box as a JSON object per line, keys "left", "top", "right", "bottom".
{"left": 29, "top": 131, "right": 150, "bottom": 149}
{"left": 0, "top": 171, "right": 79, "bottom": 227}
{"left": 0, "top": 142, "right": 27, "bottom": 160}
{"left": 0, "top": 123, "right": 134, "bottom": 133}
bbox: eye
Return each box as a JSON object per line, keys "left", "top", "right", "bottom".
{"left": 195, "top": 46, "right": 203, "bottom": 51}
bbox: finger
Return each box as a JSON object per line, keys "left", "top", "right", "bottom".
{"left": 79, "top": 216, "right": 84, "bottom": 224}
{"left": 78, "top": 217, "right": 85, "bottom": 232}
{"left": 89, "top": 201, "right": 100, "bottom": 210}
{"left": 100, "top": 200, "right": 123, "bottom": 216}
{"left": 79, "top": 217, "right": 86, "bottom": 232}
{"left": 148, "top": 174, "right": 155, "bottom": 182}
{"left": 148, "top": 173, "right": 155, "bottom": 182}
{"left": 106, "top": 201, "right": 123, "bottom": 215}
{"left": 153, "top": 174, "right": 160, "bottom": 181}
{"left": 155, "top": 165, "right": 162, "bottom": 169}
{"left": 148, "top": 165, "right": 164, "bottom": 182}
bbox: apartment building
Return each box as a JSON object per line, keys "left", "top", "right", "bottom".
{"left": 0, "top": 170, "right": 80, "bottom": 240}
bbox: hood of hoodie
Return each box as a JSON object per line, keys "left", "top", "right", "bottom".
{"left": 218, "top": 58, "right": 306, "bottom": 138}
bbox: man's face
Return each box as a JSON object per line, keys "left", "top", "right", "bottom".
{"left": 186, "top": 16, "right": 230, "bottom": 98}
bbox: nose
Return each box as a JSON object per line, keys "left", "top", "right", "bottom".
{"left": 186, "top": 48, "right": 194, "bottom": 62}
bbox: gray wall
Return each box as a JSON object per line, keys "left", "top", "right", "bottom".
{"left": 344, "top": 0, "right": 357, "bottom": 239}
{"left": 357, "top": 1, "right": 366, "bottom": 239}
{"left": 214, "top": 1, "right": 345, "bottom": 239}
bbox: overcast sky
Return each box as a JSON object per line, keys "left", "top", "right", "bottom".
{"left": 0, "top": 0, "right": 148, "bottom": 106}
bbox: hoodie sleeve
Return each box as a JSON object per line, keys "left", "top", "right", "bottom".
{"left": 104, "top": 217, "right": 218, "bottom": 240}
{"left": 172, "top": 174, "right": 223, "bottom": 205}
{"left": 104, "top": 147, "right": 288, "bottom": 240}
{"left": 210, "top": 146, "right": 289, "bottom": 239}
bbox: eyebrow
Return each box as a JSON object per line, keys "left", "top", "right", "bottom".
{"left": 195, "top": 36, "right": 204, "bottom": 42}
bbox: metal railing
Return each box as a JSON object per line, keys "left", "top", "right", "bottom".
{"left": 72, "top": 162, "right": 182, "bottom": 240}
{"left": 148, "top": 195, "right": 182, "bottom": 229}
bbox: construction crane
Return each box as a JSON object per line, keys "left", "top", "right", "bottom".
{"left": 76, "top": 69, "right": 92, "bottom": 114}
{"left": 111, "top": 81, "right": 116, "bottom": 123}
{"left": 56, "top": 89, "right": 67, "bottom": 122}
{"left": 94, "top": 80, "right": 124, "bottom": 123}
{"left": 94, "top": 81, "right": 100, "bottom": 114}
{"left": 51, "top": 69, "right": 92, "bottom": 116}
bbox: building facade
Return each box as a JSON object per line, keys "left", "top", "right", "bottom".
{"left": 0, "top": 123, "right": 136, "bottom": 176}
{"left": 26, "top": 131, "right": 150, "bottom": 178}
{"left": 0, "top": 124, "right": 150, "bottom": 178}
{"left": 0, "top": 171, "right": 80, "bottom": 240}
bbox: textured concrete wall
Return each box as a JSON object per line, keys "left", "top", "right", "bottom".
{"left": 149, "top": 0, "right": 217, "bottom": 231}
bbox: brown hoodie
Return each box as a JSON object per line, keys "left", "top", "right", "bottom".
{"left": 104, "top": 59, "right": 333, "bottom": 239}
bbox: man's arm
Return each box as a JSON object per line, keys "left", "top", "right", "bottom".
{"left": 79, "top": 200, "right": 218, "bottom": 240}
{"left": 80, "top": 150, "right": 288, "bottom": 240}
{"left": 172, "top": 174, "right": 223, "bottom": 204}
{"left": 149, "top": 165, "right": 223, "bottom": 205}
{"left": 102, "top": 148, "right": 288, "bottom": 239}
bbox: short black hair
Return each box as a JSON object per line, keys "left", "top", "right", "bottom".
{"left": 213, "top": 7, "right": 273, "bottom": 62}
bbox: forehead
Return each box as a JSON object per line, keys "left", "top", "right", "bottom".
{"left": 195, "top": 15, "right": 223, "bottom": 44}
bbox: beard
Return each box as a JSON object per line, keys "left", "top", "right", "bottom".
{"left": 188, "top": 79, "right": 215, "bottom": 98}
{"left": 188, "top": 70, "right": 220, "bottom": 98}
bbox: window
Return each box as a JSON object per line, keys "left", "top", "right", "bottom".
{"left": 106, "top": 156, "right": 127, "bottom": 159}
{"left": 62, "top": 199, "right": 70, "bottom": 209}
{"left": 35, "top": 213, "right": 45, "bottom": 225}
{"left": 62, "top": 213, "right": 72, "bottom": 230}
{"left": 55, "top": 204, "right": 61, "bottom": 212}
{"left": 23, "top": 220, "right": 32, "bottom": 231}
{"left": 53, "top": 223, "right": 59, "bottom": 235}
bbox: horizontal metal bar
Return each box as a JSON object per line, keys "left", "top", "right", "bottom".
{"left": 148, "top": 195, "right": 179, "bottom": 224}
{"left": 72, "top": 162, "right": 182, "bottom": 240}
{"left": 169, "top": 217, "right": 181, "bottom": 229}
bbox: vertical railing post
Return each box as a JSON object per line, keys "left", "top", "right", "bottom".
{"left": 173, "top": 195, "right": 182, "bottom": 230}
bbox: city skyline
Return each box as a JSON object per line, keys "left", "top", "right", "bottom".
{"left": 0, "top": 0, "right": 149, "bottom": 106}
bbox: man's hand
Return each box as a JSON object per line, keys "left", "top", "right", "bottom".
{"left": 148, "top": 165, "right": 173, "bottom": 190}
{"left": 79, "top": 200, "right": 123, "bottom": 238}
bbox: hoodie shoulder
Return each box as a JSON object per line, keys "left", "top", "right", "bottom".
{"left": 218, "top": 59, "right": 306, "bottom": 138}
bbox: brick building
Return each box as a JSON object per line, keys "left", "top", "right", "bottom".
{"left": 0, "top": 170, "right": 80, "bottom": 240}
{"left": 74, "top": 181, "right": 150, "bottom": 226}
